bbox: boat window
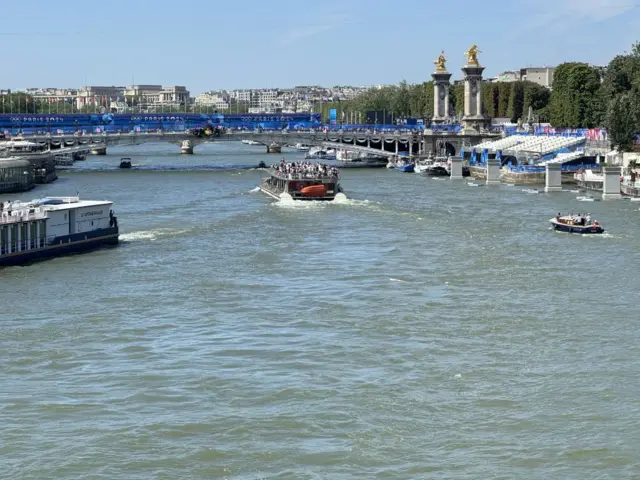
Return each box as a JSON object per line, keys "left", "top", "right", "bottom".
{"left": 0, "top": 226, "right": 7, "bottom": 255}
{"left": 30, "top": 221, "right": 37, "bottom": 249}
{"left": 20, "top": 223, "right": 28, "bottom": 251}
{"left": 40, "top": 221, "right": 46, "bottom": 247}
{"left": 10, "top": 225, "right": 18, "bottom": 252}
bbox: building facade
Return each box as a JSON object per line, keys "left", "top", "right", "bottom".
{"left": 520, "top": 67, "right": 555, "bottom": 89}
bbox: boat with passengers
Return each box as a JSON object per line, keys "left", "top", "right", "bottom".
{"left": 0, "top": 196, "right": 119, "bottom": 267}
{"left": 259, "top": 160, "right": 346, "bottom": 201}
{"left": 550, "top": 213, "right": 604, "bottom": 234}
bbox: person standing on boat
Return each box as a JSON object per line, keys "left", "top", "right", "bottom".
{"left": 586, "top": 213, "right": 591, "bottom": 224}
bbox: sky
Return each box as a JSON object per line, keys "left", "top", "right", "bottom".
{"left": 2, "top": 0, "right": 639, "bottom": 94}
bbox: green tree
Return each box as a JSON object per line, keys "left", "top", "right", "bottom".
{"left": 550, "top": 62, "right": 604, "bottom": 127}
{"left": 605, "top": 91, "right": 640, "bottom": 152}
{"left": 391, "top": 80, "right": 411, "bottom": 117}
{"left": 497, "top": 82, "right": 511, "bottom": 117}
{"left": 408, "top": 82, "right": 429, "bottom": 118}
{"left": 482, "top": 83, "right": 498, "bottom": 118}
{"left": 451, "top": 83, "right": 465, "bottom": 119}
{"left": 507, "top": 81, "right": 525, "bottom": 123}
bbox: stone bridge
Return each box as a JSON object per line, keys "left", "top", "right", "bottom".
{"left": 11, "top": 130, "right": 500, "bottom": 157}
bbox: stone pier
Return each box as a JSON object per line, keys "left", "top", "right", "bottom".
{"left": 450, "top": 156, "right": 463, "bottom": 180}
{"left": 267, "top": 143, "right": 281, "bottom": 154}
{"left": 432, "top": 72, "right": 452, "bottom": 123}
{"left": 486, "top": 158, "right": 501, "bottom": 185}
{"left": 460, "top": 45, "right": 487, "bottom": 133}
{"left": 90, "top": 146, "right": 107, "bottom": 155}
{"left": 544, "top": 163, "right": 562, "bottom": 192}
{"left": 602, "top": 166, "right": 622, "bottom": 199}
{"left": 180, "top": 140, "right": 194, "bottom": 154}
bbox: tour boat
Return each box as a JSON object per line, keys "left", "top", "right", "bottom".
{"left": 335, "top": 150, "right": 387, "bottom": 168}
{"left": 305, "top": 147, "right": 337, "bottom": 160}
{"left": 258, "top": 163, "right": 346, "bottom": 201}
{"left": 0, "top": 196, "right": 119, "bottom": 267}
{"left": 549, "top": 215, "right": 604, "bottom": 234}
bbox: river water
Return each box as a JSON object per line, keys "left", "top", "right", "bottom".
{"left": 2, "top": 142, "right": 640, "bottom": 479}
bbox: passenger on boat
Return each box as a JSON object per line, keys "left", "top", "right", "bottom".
{"left": 271, "top": 160, "right": 338, "bottom": 179}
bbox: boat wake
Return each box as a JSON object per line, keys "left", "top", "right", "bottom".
{"left": 119, "top": 228, "right": 190, "bottom": 242}
{"left": 389, "top": 277, "right": 409, "bottom": 283}
{"left": 522, "top": 188, "right": 539, "bottom": 194}
{"left": 248, "top": 187, "right": 261, "bottom": 193}
{"left": 274, "top": 195, "right": 373, "bottom": 210}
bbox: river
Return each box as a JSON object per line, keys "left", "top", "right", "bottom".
{"left": 1, "top": 142, "right": 639, "bottom": 479}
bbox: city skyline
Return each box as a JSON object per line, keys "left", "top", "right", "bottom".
{"left": 2, "top": 0, "right": 638, "bottom": 94}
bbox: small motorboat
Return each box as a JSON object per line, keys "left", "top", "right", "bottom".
{"left": 550, "top": 215, "right": 604, "bottom": 234}
{"left": 119, "top": 158, "right": 132, "bottom": 169}
{"left": 426, "top": 165, "right": 449, "bottom": 176}
{"left": 396, "top": 163, "right": 415, "bottom": 173}
{"left": 257, "top": 161, "right": 267, "bottom": 169}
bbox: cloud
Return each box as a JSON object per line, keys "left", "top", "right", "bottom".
{"left": 278, "top": 14, "right": 356, "bottom": 46}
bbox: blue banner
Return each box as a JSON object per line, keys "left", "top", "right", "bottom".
{"left": 329, "top": 108, "right": 337, "bottom": 125}
{"left": 0, "top": 113, "right": 322, "bottom": 133}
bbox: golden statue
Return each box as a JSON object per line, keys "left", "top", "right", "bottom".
{"left": 464, "top": 44, "right": 481, "bottom": 66}
{"left": 434, "top": 50, "right": 447, "bottom": 72}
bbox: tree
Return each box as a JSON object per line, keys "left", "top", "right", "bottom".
{"left": 550, "top": 62, "right": 604, "bottom": 127}
{"left": 451, "top": 83, "right": 465, "bottom": 119}
{"left": 391, "top": 80, "right": 411, "bottom": 117}
{"left": 605, "top": 91, "right": 640, "bottom": 152}
{"left": 497, "top": 82, "right": 511, "bottom": 117}
{"left": 507, "top": 81, "right": 525, "bottom": 123}
{"left": 408, "top": 82, "right": 429, "bottom": 118}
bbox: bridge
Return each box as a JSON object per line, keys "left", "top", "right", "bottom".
{"left": 8, "top": 129, "right": 501, "bottom": 157}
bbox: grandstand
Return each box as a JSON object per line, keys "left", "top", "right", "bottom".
{"left": 473, "top": 135, "right": 586, "bottom": 157}
{"left": 473, "top": 136, "right": 523, "bottom": 151}
{"left": 538, "top": 150, "right": 586, "bottom": 165}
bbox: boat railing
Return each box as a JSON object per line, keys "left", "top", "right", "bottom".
{"left": 0, "top": 207, "right": 47, "bottom": 224}
{"left": 269, "top": 170, "right": 339, "bottom": 181}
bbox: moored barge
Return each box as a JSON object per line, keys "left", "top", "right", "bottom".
{"left": 0, "top": 196, "right": 119, "bottom": 267}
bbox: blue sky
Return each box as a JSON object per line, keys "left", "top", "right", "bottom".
{"left": 2, "top": 0, "right": 638, "bottom": 94}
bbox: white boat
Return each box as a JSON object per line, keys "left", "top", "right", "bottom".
{"left": 305, "top": 147, "right": 336, "bottom": 160}
{"left": 0, "top": 196, "right": 119, "bottom": 267}
{"left": 293, "top": 143, "right": 311, "bottom": 151}
{"left": 258, "top": 162, "right": 345, "bottom": 201}
{"left": 241, "top": 139, "right": 261, "bottom": 145}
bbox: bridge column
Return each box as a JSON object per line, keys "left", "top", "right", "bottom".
{"left": 367, "top": 138, "right": 370, "bottom": 148}
{"left": 450, "top": 156, "right": 463, "bottom": 180}
{"left": 602, "top": 166, "right": 622, "bottom": 199}
{"left": 544, "top": 163, "right": 562, "bottom": 192}
{"left": 266, "top": 143, "right": 281, "bottom": 154}
{"left": 409, "top": 142, "right": 413, "bottom": 157}
{"left": 180, "top": 140, "right": 194, "bottom": 154}
{"left": 395, "top": 140, "right": 399, "bottom": 155}
{"left": 486, "top": 158, "right": 501, "bottom": 185}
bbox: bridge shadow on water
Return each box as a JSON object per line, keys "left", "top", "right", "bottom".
{"left": 63, "top": 164, "right": 269, "bottom": 173}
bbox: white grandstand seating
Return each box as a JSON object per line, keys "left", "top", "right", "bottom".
{"left": 539, "top": 150, "right": 585, "bottom": 164}
{"left": 474, "top": 135, "right": 586, "bottom": 156}
{"left": 474, "top": 136, "right": 522, "bottom": 151}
